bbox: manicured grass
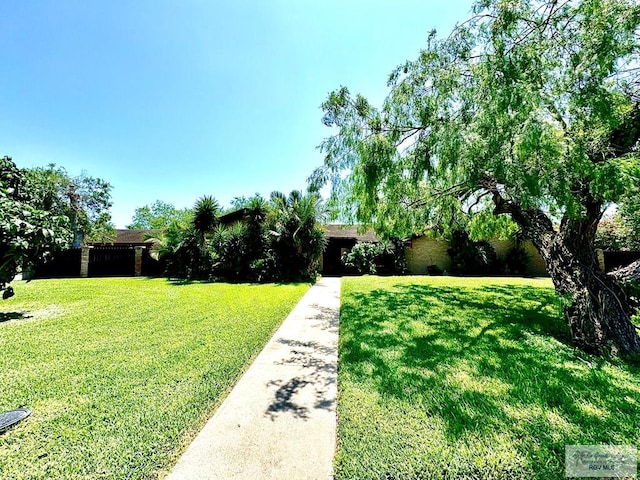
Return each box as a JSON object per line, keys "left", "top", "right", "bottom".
{"left": 0, "top": 277, "right": 308, "bottom": 480}
{"left": 336, "top": 276, "right": 640, "bottom": 480}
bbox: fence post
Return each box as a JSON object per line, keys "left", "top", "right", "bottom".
{"left": 596, "top": 248, "right": 605, "bottom": 272}
{"left": 134, "top": 247, "right": 143, "bottom": 277}
{"left": 80, "top": 246, "right": 90, "bottom": 278}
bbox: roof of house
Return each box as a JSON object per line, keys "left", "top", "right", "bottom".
{"left": 90, "top": 229, "right": 162, "bottom": 246}
{"left": 219, "top": 208, "right": 248, "bottom": 225}
{"left": 90, "top": 224, "right": 378, "bottom": 246}
{"left": 323, "top": 224, "right": 378, "bottom": 242}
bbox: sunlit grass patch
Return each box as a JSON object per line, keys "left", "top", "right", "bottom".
{"left": 0, "top": 277, "right": 308, "bottom": 480}
{"left": 336, "top": 276, "right": 640, "bottom": 480}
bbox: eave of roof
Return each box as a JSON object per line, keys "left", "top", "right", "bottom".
{"left": 323, "top": 224, "right": 378, "bottom": 242}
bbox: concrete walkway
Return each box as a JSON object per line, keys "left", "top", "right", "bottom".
{"left": 166, "top": 277, "right": 341, "bottom": 480}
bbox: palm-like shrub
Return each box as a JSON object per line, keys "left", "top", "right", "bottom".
{"left": 192, "top": 196, "right": 220, "bottom": 237}
{"left": 267, "top": 190, "right": 327, "bottom": 281}
{"left": 155, "top": 224, "right": 214, "bottom": 280}
{"left": 149, "top": 191, "right": 325, "bottom": 283}
{"left": 210, "top": 223, "right": 248, "bottom": 281}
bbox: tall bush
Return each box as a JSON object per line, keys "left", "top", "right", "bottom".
{"left": 341, "top": 240, "right": 407, "bottom": 275}
{"left": 341, "top": 242, "right": 379, "bottom": 275}
{"left": 266, "top": 191, "right": 326, "bottom": 282}
{"left": 447, "top": 230, "right": 497, "bottom": 276}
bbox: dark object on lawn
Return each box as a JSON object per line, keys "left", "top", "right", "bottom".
{"left": 0, "top": 408, "right": 31, "bottom": 433}
{"left": 426, "top": 264, "right": 443, "bottom": 276}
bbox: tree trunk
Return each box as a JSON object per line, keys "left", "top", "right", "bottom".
{"left": 497, "top": 198, "right": 640, "bottom": 357}
{"left": 542, "top": 242, "right": 640, "bottom": 356}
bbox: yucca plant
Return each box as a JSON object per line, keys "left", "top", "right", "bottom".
{"left": 192, "top": 195, "right": 220, "bottom": 238}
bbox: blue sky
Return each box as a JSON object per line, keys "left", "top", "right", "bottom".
{"left": 1, "top": 0, "right": 473, "bottom": 227}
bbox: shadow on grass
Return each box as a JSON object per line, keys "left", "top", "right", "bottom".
{"left": 161, "top": 277, "right": 311, "bottom": 288}
{"left": 339, "top": 281, "right": 640, "bottom": 478}
{"left": 0, "top": 312, "right": 30, "bottom": 323}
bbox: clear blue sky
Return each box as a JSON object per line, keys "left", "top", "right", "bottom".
{"left": 1, "top": 0, "right": 473, "bottom": 227}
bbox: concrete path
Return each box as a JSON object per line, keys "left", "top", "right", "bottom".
{"left": 166, "top": 277, "right": 341, "bottom": 480}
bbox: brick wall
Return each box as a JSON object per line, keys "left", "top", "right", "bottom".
{"left": 405, "top": 238, "right": 452, "bottom": 273}
{"left": 405, "top": 237, "right": 548, "bottom": 276}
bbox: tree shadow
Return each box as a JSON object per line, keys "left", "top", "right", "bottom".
{"left": 162, "top": 278, "right": 310, "bottom": 288}
{"left": 0, "top": 312, "right": 31, "bottom": 323}
{"left": 265, "top": 377, "right": 311, "bottom": 420}
{"left": 339, "top": 281, "right": 640, "bottom": 478}
{"left": 264, "top": 304, "right": 339, "bottom": 421}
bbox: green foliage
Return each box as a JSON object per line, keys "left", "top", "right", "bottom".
{"left": 447, "top": 230, "right": 498, "bottom": 276}
{"left": 210, "top": 223, "right": 249, "bottom": 281}
{"left": 342, "top": 242, "right": 380, "bottom": 275}
{"left": 24, "top": 163, "right": 113, "bottom": 246}
{"left": 341, "top": 240, "right": 407, "bottom": 275}
{"left": 192, "top": 195, "right": 221, "bottom": 236}
{"left": 337, "top": 276, "right": 640, "bottom": 479}
{"left": 154, "top": 191, "right": 326, "bottom": 283}
{"left": 503, "top": 242, "right": 531, "bottom": 276}
{"left": 311, "top": 0, "right": 640, "bottom": 244}
{"left": 126, "top": 200, "right": 192, "bottom": 230}
{"left": 243, "top": 195, "right": 270, "bottom": 280}
{"left": 595, "top": 214, "right": 635, "bottom": 250}
{"left": 0, "top": 157, "right": 72, "bottom": 297}
{"left": 266, "top": 190, "right": 327, "bottom": 282}
{"left": 0, "top": 277, "right": 308, "bottom": 479}
{"left": 154, "top": 195, "right": 222, "bottom": 281}
{"left": 626, "top": 281, "right": 640, "bottom": 316}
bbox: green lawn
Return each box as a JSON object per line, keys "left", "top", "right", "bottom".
{"left": 0, "top": 277, "right": 308, "bottom": 480}
{"left": 336, "top": 276, "right": 640, "bottom": 480}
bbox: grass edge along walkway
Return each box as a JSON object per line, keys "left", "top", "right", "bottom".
{"left": 166, "top": 276, "right": 340, "bottom": 480}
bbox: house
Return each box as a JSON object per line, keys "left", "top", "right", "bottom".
{"left": 321, "top": 224, "right": 378, "bottom": 275}
{"left": 320, "top": 225, "right": 549, "bottom": 277}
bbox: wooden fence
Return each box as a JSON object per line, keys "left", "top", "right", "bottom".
{"left": 32, "top": 246, "right": 164, "bottom": 279}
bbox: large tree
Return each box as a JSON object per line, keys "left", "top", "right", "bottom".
{"left": 311, "top": 0, "right": 640, "bottom": 356}
{"left": 24, "top": 164, "right": 114, "bottom": 246}
{"left": 0, "top": 157, "right": 71, "bottom": 298}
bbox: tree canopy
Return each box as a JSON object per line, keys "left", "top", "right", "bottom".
{"left": 126, "top": 200, "right": 192, "bottom": 230}
{"left": 1, "top": 157, "right": 114, "bottom": 297}
{"left": 1, "top": 157, "right": 72, "bottom": 297}
{"left": 24, "top": 164, "right": 114, "bottom": 246}
{"left": 311, "top": 0, "right": 640, "bottom": 356}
